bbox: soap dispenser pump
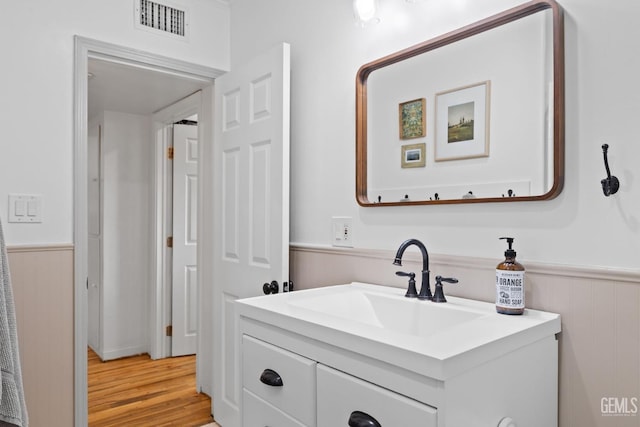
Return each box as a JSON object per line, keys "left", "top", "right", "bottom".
{"left": 496, "top": 237, "right": 525, "bottom": 315}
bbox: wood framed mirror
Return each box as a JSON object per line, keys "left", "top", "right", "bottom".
{"left": 356, "top": 0, "right": 564, "bottom": 206}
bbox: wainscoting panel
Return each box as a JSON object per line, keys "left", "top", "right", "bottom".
{"left": 290, "top": 244, "right": 640, "bottom": 427}
{"left": 8, "top": 244, "right": 74, "bottom": 427}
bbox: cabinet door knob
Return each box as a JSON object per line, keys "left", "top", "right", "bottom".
{"left": 348, "top": 410, "right": 382, "bottom": 427}
{"left": 259, "top": 368, "right": 283, "bottom": 387}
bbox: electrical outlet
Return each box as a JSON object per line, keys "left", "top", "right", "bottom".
{"left": 331, "top": 216, "right": 353, "bottom": 247}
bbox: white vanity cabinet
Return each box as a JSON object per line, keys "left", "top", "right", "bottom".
{"left": 241, "top": 334, "right": 438, "bottom": 427}
{"left": 237, "top": 283, "right": 561, "bottom": 427}
{"left": 317, "top": 364, "right": 437, "bottom": 426}
{"left": 242, "top": 335, "right": 316, "bottom": 426}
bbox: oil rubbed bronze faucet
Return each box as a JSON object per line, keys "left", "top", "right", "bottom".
{"left": 393, "top": 239, "right": 432, "bottom": 300}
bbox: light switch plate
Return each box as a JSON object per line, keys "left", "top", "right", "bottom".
{"left": 8, "top": 194, "right": 43, "bottom": 223}
{"left": 331, "top": 216, "right": 353, "bottom": 247}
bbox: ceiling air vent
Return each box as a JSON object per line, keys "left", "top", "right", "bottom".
{"left": 136, "top": 0, "right": 187, "bottom": 38}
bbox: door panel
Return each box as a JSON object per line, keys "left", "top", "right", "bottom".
{"left": 213, "top": 42, "right": 291, "bottom": 427}
{"left": 172, "top": 123, "right": 199, "bottom": 356}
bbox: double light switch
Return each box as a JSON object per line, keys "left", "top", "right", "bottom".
{"left": 8, "top": 194, "right": 43, "bottom": 223}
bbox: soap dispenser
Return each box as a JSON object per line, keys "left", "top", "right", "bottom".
{"left": 496, "top": 237, "right": 525, "bottom": 315}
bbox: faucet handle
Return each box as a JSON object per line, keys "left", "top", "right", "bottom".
{"left": 396, "top": 271, "right": 418, "bottom": 298}
{"left": 432, "top": 276, "right": 458, "bottom": 303}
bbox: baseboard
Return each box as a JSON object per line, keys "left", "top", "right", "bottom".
{"left": 101, "top": 345, "right": 148, "bottom": 361}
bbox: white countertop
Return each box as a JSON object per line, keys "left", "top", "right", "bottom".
{"left": 237, "top": 282, "right": 561, "bottom": 380}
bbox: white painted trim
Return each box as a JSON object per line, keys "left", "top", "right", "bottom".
{"left": 74, "top": 36, "right": 223, "bottom": 427}
{"left": 197, "top": 86, "right": 216, "bottom": 397}
{"left": 6, "top": 244, "right": 74, "bottom": 253}
{"left": 79, "top": 37, "right": 223, "bottom": 82}
{"left": 73, "top": 37, "right": 90, "bottom": 427}
{"left": 150, "top": 123, "right": 170, "bottom": 360}
{"left": 101, "top": 344, "right": 148, "bottom": 361}
{"left": 290, "top": 243, "right": 640, "bottom": 283}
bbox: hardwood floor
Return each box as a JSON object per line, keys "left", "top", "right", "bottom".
{"left": 88, "top": 348, "right": 214, "bottom": 427}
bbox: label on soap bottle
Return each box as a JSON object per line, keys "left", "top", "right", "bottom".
{"left": 495, "top": 270, "right": 525, "bottom": 309}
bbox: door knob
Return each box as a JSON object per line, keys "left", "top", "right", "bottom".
{"left": 263, "top": 280, "right": 279, "bottom": 294}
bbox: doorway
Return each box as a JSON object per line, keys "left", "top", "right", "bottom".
{"left": 85, "top": 93, "right": 199, "bottom": 361}
{"left": 74, "top": 36, "right": 224, "bottom": 427}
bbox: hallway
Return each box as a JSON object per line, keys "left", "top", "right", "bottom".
{"left": 88, "top": 348, "right": 213, "bottom": 426}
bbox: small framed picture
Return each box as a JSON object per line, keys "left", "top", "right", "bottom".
{"left": 435, "top": 81, "right": 490, "bottom": 161}
{"left": 399, "top": 98, "right": 426, "bottom": 140}
{"left": 401, "top": 143, "right": 426, "bottom": 168}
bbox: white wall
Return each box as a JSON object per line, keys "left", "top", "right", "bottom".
{"left": 230, "top": 0, "right": 640, "bottom": 270}
{"left": 0, "top": 0, "right": 229, "bottom": 245}
{"left": 100, "top": 110, "right": 151, "bottom": 359}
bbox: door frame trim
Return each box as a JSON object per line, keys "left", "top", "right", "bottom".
{"left": 73, "top": 36, "right": 223, "bottom": 426}
{"left": 151, "top": 93, "right": 201, "bottom": 360}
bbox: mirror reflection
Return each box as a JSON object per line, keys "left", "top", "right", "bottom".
{"left": 356, "top": 0, "right": 564, "bottom": 206}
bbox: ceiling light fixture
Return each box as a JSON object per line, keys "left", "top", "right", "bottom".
{"left": 353, "top": 0, "right": 379, "bottom": 26}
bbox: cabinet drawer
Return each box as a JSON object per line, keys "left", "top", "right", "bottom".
{"left": 242, "top": 335, "right": 316, "bottom": 426}
{"left": 317, "top": 364, "right": 437, "bottom": 427}
{"left": 243, "top": 389, "right": 307, "bottom": 427}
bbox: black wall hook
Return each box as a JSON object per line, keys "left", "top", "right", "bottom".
{"left": 601, "top": 144, "right": 620, "bottom": 196}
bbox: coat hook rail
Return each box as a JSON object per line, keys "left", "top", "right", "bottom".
{"left": 601, "top": 143, "right": 620, "bottom": 197}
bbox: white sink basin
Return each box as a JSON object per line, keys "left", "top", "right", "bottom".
{"left": 237, "top": 282, "right": 560, "bottom": 380}
{"left": 288, "top": 286, "right": 485, "bottom": 337}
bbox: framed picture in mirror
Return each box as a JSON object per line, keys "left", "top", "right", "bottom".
{"left": 401, "top": 143, "right": 426, "bottom": 168}
{"left": 435, "top": 81, "right": 490, "bottom": 161}
{"left": 399, "top": 98, "right": 426, "bottom": 139}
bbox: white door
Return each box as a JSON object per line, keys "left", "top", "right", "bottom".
{"left": 212, "top": 42, "right": 291, "bottom": 427}
{"left": 172, "top": 123, "right": 199, "bottom": 356}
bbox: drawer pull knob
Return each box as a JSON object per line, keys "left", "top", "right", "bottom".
{"left": 259, "top": 368, "right": 283, "bottom": 387}
{"left": 348, "top": 410, "right": 382, "bottom": 427}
